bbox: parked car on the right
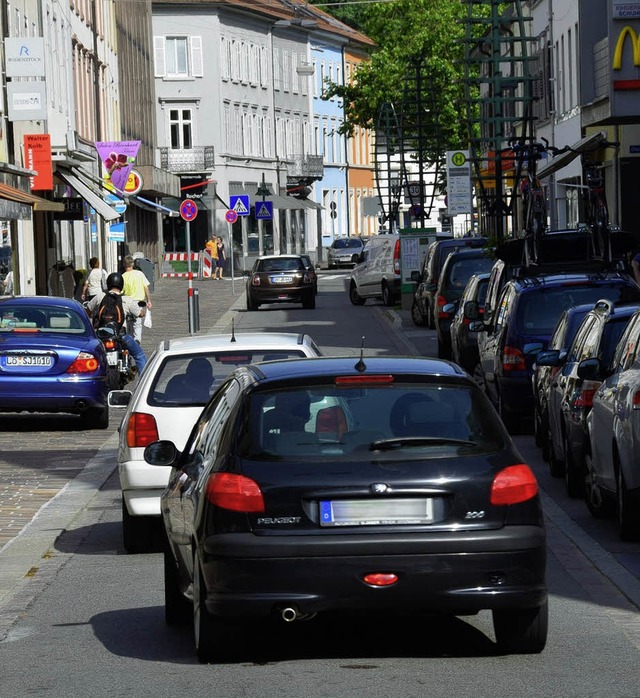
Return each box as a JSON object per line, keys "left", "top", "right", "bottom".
{"left": 449, "top": 272, "right": 490, "bottom": 375}
{"left": 584, "top": 305, "right": 640, "bottom": 540}
{"left": 537, "top": 299, "right": 640, "bottom": 497}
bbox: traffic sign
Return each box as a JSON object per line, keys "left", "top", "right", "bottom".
{"left": 180, "top": 199, "right": 198, "bottom": 222}
{"left": 255, "top": 201, "right": 273, "bottom": 220}
{"left": 230, "top": 194, "right": 250, "bottom": 216}
{"left": 225, "top": 209, "right": 238, "bottom": 224}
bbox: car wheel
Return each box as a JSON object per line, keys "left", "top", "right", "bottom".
{"left": 122, "top": 497, "right": 150, "bottom": 554}
{"left": 547, "top": 425, "right": 564, "bottom": 477}
{"left": 493, "top": 601, "right": 548, "bottom": 654}
{"left": 472, "top": 363, "right": 486, "bottom": 392}
{"left": 349, "top": 283, "right": 366, "bottom": 306}
{"left": 617, "top": 464, "right": 640, "bottom": 541}
{"left": 302, "top": 292, "right": 315, "bottom": 309}
{"left": 426, "top": 302, "right": 435, "bottom": 329}
{"left": 497, "top": 392, "right": 517, "bottom": 433}
{"left": 81, "top": 406, "right": 109, "bottom": 430}
{"left": 563, "top": 435, "right": 584, "bottom": 499}
{"left": 584, "top": 449, "right": 613, "bottom": 519}
{"left": 437, "top": 336, "right": 451, "bottom": 360}
{"left": 411, "top": 299, "right": 427, "bottom": 327}
{"left": 164, "top": 546, "right": 191, "bottom": 625}
{"left": 381, "top": 281, "right": 394, "bottom": 307}
{"left": 246, "top": 294, "right": 259, "bottom": 311}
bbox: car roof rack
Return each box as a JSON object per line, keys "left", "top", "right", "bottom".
{"left": 495, "top": 228, "right": 639, "bottom": 278}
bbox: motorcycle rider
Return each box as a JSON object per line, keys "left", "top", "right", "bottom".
{"left": 84, "top": 272, "right": 148, "bottom": 375}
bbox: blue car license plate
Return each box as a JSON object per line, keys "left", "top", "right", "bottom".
{"left": 319, "top": 498, "right": 433, "bottom": 526}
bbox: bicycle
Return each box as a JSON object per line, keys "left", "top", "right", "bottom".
{"left": 583, "top": 161, "right": 611, "bottom": 262}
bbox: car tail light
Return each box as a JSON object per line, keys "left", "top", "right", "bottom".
{"left": 633, "top": 390, "right": 640, "bottom": 410}
{"left": 205, "top": 472, "right": 265, "bottom": 512}
{"left": 393, "top": 239, "right": 401, "bottom": 274}
{"left": 303, "top": 272, "right": 312, "bottom": 283}
{"left": 126, "top": 412, "right": 159, "bottom": 448}
{"left": 251, "top": 275, "right": 261, "bottom": 286}
{"left": 490, "top": 464, "right": 538, "bottom": 505}
{"left": 66, "top": 352, "right": 99, "bottom": 373}
{"left": 502, "top": 345, "right": 525, "bottom": 371}
{"left": 363, "top": 573, "right": 398, "bottom": 587}
{"left": 573, "top": 382, "right": 599, "bottom": 409}
{"left": 437, "top": 294, "right": 451, "bottom": 319}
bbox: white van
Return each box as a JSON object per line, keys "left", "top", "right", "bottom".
{"left": 348, "top": 233, "right": 401, "bottom": 306}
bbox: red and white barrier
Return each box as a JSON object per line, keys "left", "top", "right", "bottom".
{"left": 202, "top": 249, "right": 213, "bottom": 278}
{"left": 161, "top": 252, "right": 200, "bottom": 278}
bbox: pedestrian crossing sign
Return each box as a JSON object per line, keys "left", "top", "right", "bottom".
{"left": 230, "top": 194, "right": 250, "bottom": 216}
{"left": 255, "top": 200, "right": 273, "bottom": 220}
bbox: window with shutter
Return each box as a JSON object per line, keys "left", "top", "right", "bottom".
{"left": 191, "top": 36, "right": 203, "bottom": 77}
{"left": 154, "top": 36, "right": 166, "bottom": 78}
{"left": 220, "top": 37, "right": 230, "bottom": 81}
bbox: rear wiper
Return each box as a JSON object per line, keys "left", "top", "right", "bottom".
{"left": 371, "top": 437, "right": 477, "bottom": 451}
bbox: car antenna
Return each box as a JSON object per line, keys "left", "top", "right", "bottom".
{"left": 230, "top": 317, "right": 236, "bottom": 342}
{"left": 354, "top": 336, "right": 366, "bottom": 373}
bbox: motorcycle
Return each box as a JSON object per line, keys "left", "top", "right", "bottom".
{"left": 96, "top": 322, "right": 137, "bottom": 390}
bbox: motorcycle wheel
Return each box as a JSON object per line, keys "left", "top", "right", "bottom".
{"left": 106, "top": 366, "right": 124, "bottom": 390}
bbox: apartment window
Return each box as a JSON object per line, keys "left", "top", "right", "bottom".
{"left": 154, "top": 36, "right": 203, "bottom": 78}
{"left": 260, "top": 46, "right": 270, "bottom": 89}
{"left": 220, "top": 37, "right": 230, "bottom": 81}
{"left": 169, "top": 108, "right": 193, "bottom": 149}
{"left": 283, "top": 50, "right": 291, "bottom": 92}
{"left": 292, "top": 53, "right": 299, "bottom": 94}
{"left": 274, "top": 47, "right": 281, "bottom": 91}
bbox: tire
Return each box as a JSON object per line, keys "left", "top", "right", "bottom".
{"left": 493, "top": 601, "right": 548, "bottom": 654}
{"left": 122, "top": 496, "right": 149, "bottom": 554}
{"left": 617, "top": 465, "right": 640, "bottom": 541}
{"left": 497, "top": 392, "right": 517, "bottom": 433}
{"left": 437, "top": 336, "right": 451, "bottom": 361}
{"left": 246, "top": 294, "right": 259, "bottom": 311}
{"left": 426, "top": 302, "right": 435, "bottom": 330}
{"left": 411, "top": 299, "right": 427, "bottom": 327}
{"left": 164, "top": 546, "right": 191, "bottom": 625}
{"left": 563, "top": 435, "right": 584, "bottom": 499}
{"left": 80, "top": 405, "right": 109, "bottom": 430}
{"left": 302, "top": 292, "right": 315, "bottom": 309}
{"left": 472, "top": 363, "right": 486, "bottom": 392}
{"left": 584, "top": 449, "right": 614, "bottom": 519}
{"left": 106, "top": 366, "right": 123, "bottom": 390}
{"left": 547, "top": 425, "right": 564, "bottom": 477}
{"left": 349, "top": 283, "right": 366, "bottom": 306}
{"left": 381, "top": 281, "right": 394, "bottom": 307}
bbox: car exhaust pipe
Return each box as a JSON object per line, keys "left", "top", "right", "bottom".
{"left": 281, "top": 606, "right": 298, "bottom": 622}
{"left": 75, "top": 399, "right": 88, "bottom": 411}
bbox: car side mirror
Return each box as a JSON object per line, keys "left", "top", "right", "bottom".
{"left": 463, "top": 300, "right": 480, "bottom": 320}
{"left": 523, "top": 342, "right": 544, "bottom": 357}
{"left": 442, "top": 302, "right": 457, "bottom": 314}
{"left": 144, "top": 440, "right": 179, "bottom": 467}
{"left": 534, "top": 349, "right": 562, "bottom": 366}
{"left": 577, "top": 357, "right": 602, "bottom": 381}
{"left": 411, "top": 270, "right": 421, "bottom": 283}
{"left": 108, "top": 389, "right": 132, "bottom": 408}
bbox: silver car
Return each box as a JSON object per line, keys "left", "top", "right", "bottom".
{"left": 109, "top": 331, "right": 322, "bottom": 553}
{"left": 327, "top": 237, "right": 364, "bottom": 269}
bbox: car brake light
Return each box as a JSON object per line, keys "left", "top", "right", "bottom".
{"left": 251, "top": 275, "right": 261, "bottom": 286}
{"left": 363, "top": 572, "right": 398, "bottom": 587}
{"left": 573, "top": 385, "right": 598, "bottom": 409}
{"left": 502, "top": 345, "right": 526, "bottom": 371}
{"left": 335, "top": 374, "right": 394, "bottom": 385}
{"left": 490, "top": 464, "right": 538, "bottom": 505}
{"left": 66, "top": 352, "right": 100, "bottom": 373}
{"left": 126, "top": 412, "right": 160, "bottom": 448}
{"left": 393, "top": 239, "right": 401, "bottom": 274}
{"left": 437, "top": 294, "right": 451, "bottom": 319}
{"left": 303, "top": 272, "right": 312, "bottom": 283}
{"left": 205, "top": 472, "right": 265, "bottom": 512}
{"left": 633, "top": 390, "right": 640, "bottom": 410}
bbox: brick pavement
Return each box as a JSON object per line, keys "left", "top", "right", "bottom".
{"left": 0, "top": 273, "right": 246, "bottom": 554}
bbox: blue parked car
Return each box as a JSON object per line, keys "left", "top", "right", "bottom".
{"left": 0, "top": 296, "right": 110, "bottom": 428}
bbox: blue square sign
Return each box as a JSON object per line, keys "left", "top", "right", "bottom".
{"left": 229, "top": 194, "right": 250, "bottom": 216}
{"left": 255, "top": 200, "right": 273, "bottom": 220}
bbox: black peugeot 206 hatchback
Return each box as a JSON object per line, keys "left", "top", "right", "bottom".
{"left": 145, "top": 355, "right": 547, "bottom": 663}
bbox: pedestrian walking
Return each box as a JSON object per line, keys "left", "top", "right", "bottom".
{"left": 81, "top": 257, "right": 108, "bottom": 302}
{"left": 205, "top": 236, "right": 219, "bottom": 279}
{"left": 2, "top": 268, "right": 13, "bottom": 295}
{"left": 215, "top": 236, "right": 226, "bottom": 279}
{"left": 122, "top": 254, "right": 152, "bottom": 342}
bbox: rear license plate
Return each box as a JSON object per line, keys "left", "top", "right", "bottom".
{"left": 106, "top": 352, "right": 119, "bottom": 366}
{"left": 4, "top": 354, "right": 53, "bottom": 367}
{"left": 271, "top": 275, "right": 293, "bottom": 284}
{"left": 319, "top": 498, "right": 434, "bottom": 526}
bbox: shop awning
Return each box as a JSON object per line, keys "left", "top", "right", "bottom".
{"left": 56, "top": 168, "right": 121, "bottom": 222}
{"left": 129, "top": 195, "right": 180, "bottom": 217}
{"left": 0, "top": 182, "right": 64, "bottom": 212}
{"left": 537, "top": 131, "right": 607, "bottom": 180}
{"left": 299, "top": 199, "right": 323, "bottom": 210}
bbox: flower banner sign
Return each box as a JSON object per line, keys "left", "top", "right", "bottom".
{"left": 95, "top": 140, "right": 141, "bottom": 193}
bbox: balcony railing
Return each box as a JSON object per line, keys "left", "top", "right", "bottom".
{"left": 287, "top": 155, "right": 324, "bottom": 179}
{"left": 160, "top": 146, "right": 215, "bottom": 173}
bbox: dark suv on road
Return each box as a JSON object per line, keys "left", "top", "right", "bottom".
{"left": 471, "top": 269, "right": 640, "bottom": 432}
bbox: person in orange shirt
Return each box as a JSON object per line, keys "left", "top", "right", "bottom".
{"left": 205, "top": 236, "right": 218, "bottom": 279}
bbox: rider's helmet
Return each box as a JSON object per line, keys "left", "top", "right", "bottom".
{"left": 106, "top": 272, "right": 124, "bottom": 292}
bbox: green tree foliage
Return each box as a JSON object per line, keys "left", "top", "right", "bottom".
{"left": 317, "top": 0, "right": 471, "bottom": 153}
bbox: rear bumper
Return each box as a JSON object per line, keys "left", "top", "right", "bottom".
{"left": 497, "top": 374, "right": 534, "bottom": 418}
{"left": 119, "top": 458, "right": 171, "bottom": 515}
{"left": 0, "top": 378, "right": 107, "bottom": 413}
{"left": 199, "top": 526, "right": 547, "bottom": 618}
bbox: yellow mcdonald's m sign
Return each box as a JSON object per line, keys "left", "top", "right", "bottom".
{"left": 613, "top": 26, "right": 640, "bottom": 70}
